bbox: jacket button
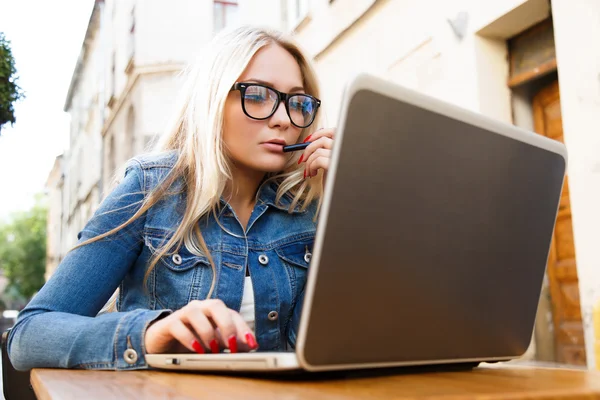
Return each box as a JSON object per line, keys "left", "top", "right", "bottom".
{"left": 258, "top": 254, "right": 269, "bottom": 265}
{"left": 172, "top": 254, "right": 182, "bottom": 265}
{"left": 268, "top": 311, "right": 278, "bottom": 321}
{"left": 124, "top": 348, "right": 138, "bottom": 365}
{"left": 304, "top": 252, "right": 312, "bottom": 263}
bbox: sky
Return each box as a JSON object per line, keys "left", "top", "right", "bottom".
{"left": 0, "top": 0, "right": 95, "bottom": 220}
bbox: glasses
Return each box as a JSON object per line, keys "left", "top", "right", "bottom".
{"left": 231, "top": 82, "right": 321, "bottom": 128}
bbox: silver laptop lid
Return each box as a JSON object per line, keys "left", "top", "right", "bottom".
{"left": 295, "top": 73, "right": 567, "bottom": 372}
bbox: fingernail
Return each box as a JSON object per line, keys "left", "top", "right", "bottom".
{"left": 303, "top": 135, "right": 312, "bottom": 143}
{"left": 191, "top": 339, "right": 205, "bottom": 354}
{"left": 303, "top": 170, "right": 306, "bottom": 179}
{"left": 228, "top": 335, "right": 238, "bottom": 354}
{"left": 298, "top": 154, "right": 304, "bottom": 164}
{"left": 245, "top": 333, "right": 258, "bottom": 350}
{"left": 210, "top": 339, "right": 219, "bottom": 354}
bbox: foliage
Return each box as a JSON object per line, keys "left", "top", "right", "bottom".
{"left": 0, "top": 32, "right": 24, "bottom": 135}
{"left": 0, "top": 196, "right": 47, "bottom": 300}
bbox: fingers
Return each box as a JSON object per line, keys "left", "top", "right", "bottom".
{"left": 179, "top": 304, "right": 221, "bottom": 354}
{"left": 167, "top": 314, "right": 206, "bottom": 354}
{"left": 304, "top": 127, "right": 335, "bottom": 144}
{"left": 299, "top": 127, "right": 335, "bottom": 179}
{"left": 197, "top": 299, "right": 236, "bottom": 345}
{"left": 145, "top": 299, "right": 257, "bottom": 355}
{"left": 298, "top": 128, "right": 334, "bottom": 163}
{"left": 304, "top": 148, "right": 331, "bottom": 178}
{"left": 181, "top": 299, "right": 244, "bottom": 354}
{"left": 230, "top": 310, "right": 259, "bottom": 351}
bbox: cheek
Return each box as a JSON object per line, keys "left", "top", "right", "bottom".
{"left": 223, "top": 102, "right": 260, "bottom": 154}
{"left": 223, "top": 101, "right": 244, "bottom": 145}
{"left": 223, "top": 99, "right": 239, "bottom": 136}
{"left": 294, "top": 128, "right": 304, "bottom": 141}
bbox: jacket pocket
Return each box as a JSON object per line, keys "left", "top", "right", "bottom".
{"left": 145, "top": 234, "right": 210, "bottom": 272}
{"left": 144, "top": 233, "right": 211, "bottom": 309}
{"left": 275, "top": 240, "right": 312, "bottom": 269}
{"left": 275, "top": 239, "right": 313, "bottom": 301}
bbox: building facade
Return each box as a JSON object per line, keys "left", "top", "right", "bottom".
{"left": 45, "top": 155, "right": 64, "bottom": 279}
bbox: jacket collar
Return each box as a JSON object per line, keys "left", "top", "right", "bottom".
{"left": 257, "top": 181, "right": 306, "bottom": 214}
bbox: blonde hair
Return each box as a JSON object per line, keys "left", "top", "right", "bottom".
{"left": 82, "top": 25, "right": 325, "bottom": 311}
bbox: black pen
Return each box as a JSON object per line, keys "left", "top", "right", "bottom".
{"left": 283, "top": 142, "right": 311, "bottom": 152}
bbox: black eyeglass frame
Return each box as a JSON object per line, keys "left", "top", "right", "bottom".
{"left": 230, "top": 82, "right": 321, "bottom": 128}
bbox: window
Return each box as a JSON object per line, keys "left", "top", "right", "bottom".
{"left": 125, "top": 106, "right": 136, "bottom": 158}
{"left": 507, "top": 19, "right": 556, "bottom": 88}
{"left": 128, "top": 6, "right": 135, "bottom": 59}
{"left": 75, "top": 148, "right": 83, "bottom": 192}
{"left": 130, "top": 6, "right": 135, "bottom": 34}
{"left": 287, "top": 0, "right": 309, "bottom": 30}
{"left": 108, "top": 51, "right": 116, "bottom": 107}
{"left": 213, "top": 0, "right": 239, "bottom": 33}
{"left": 107, "top": 135, "right": 116, "bottom": 178}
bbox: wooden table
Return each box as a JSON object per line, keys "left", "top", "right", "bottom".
{"left": 31, "top": 363, "right": 600, "bottom": 400}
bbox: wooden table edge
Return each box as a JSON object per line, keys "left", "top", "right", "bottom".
{"left": 28, "top": 364, "right": 600, "bottom": 400}
{"left": 31, "top": 368, "right": 53, "bottom": 400}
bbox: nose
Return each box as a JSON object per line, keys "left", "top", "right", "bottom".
{"left": 268, "top": 100, "right": 291, "bottom": 130}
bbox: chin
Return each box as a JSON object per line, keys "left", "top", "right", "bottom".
{"left": 246, "top": 159, "right": 286, "bottom": 173}
{"left": 258, "top": 162, "right": 288, "bottom": 173}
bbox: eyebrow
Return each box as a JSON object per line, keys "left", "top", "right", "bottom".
{"left": 245, "top": 78, "right": 305, "bottom": 93}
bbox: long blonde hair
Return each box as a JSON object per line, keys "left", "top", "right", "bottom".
{"left": 82, "top": 26, "right": 325, "bottom": 310}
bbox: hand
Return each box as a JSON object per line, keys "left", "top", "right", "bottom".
{"left": 299, "top": 127, "right": 335, "bottom": 182}
{"left": 144, "top": 299, "right": 258, "bottom": 354}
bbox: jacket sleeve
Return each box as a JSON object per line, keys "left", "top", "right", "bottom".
{"left": 7, "top": 160, "right": 171, "bottom": 371}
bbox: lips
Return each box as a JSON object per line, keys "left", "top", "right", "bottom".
{"left": 261, "top": 139, "right": 287, "bottom": 153}
{"left": 265, "top": 139, "right": 286, "bottom": 146}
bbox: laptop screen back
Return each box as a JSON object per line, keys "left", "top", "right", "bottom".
{"left": 299, "top": 87, "right": 566, "bottom": 368}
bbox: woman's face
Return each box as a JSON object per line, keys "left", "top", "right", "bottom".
{"left": 223, "top": 44, "right": 306, "bottom": 174}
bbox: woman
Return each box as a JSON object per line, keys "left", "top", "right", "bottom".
{"left": 8, "top": 25, "right": 335, "bottom": 370}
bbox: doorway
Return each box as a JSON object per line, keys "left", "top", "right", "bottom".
{"left": 508, "top": 18, "right": 586, "bottom": 366}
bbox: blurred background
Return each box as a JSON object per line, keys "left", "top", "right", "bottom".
{"left": 0, "top": 0, "right": 599, "bottom": 372}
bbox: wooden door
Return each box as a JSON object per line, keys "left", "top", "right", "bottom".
{"left": 533, "top": 80, "right": 586, "bottom": 365}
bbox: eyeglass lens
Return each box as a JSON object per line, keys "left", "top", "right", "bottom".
{"left": 243, "top": 85, "right": 317, "bottom": 127}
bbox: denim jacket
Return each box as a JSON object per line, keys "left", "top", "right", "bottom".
{"left": 8, "top": 151, "right": 318, "bottom": 370}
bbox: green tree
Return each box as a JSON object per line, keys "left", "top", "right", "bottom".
{"left": 0, "top": 32, "right": 24, "bottom": 135}
{"left": 0, "top": 196, "right": 47, "bottom": 300}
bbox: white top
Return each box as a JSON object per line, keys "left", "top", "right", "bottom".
{"left": 239, "top": 276, "right": 255, "bottom": 332}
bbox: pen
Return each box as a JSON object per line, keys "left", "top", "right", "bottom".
{"left": 283, "top": 142, "right": 311, "bottom": 152}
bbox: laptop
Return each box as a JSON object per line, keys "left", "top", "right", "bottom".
{"left": 146, "top": 72, "right": 567, "bottom": 373}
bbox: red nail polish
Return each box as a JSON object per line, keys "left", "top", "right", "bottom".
{"left": 303, "top": 170, "right": 306, "bottom": 179}
{"left": 245, "top": 333, "right": 258, "bottom": 350}
{"left": 228, "top": 335, "right": 238, "bottom": 354}
{"left": 303, "top": 135, "right": 312, "bottom": 143}
{"left": 210, "top": 339, "right": 219, "bottom": 354}
{"left": 192, "top": 339, "right": 205, "bottom": 354}
{"left": 298, "top": 154, "right": 304, "bottom": 164}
